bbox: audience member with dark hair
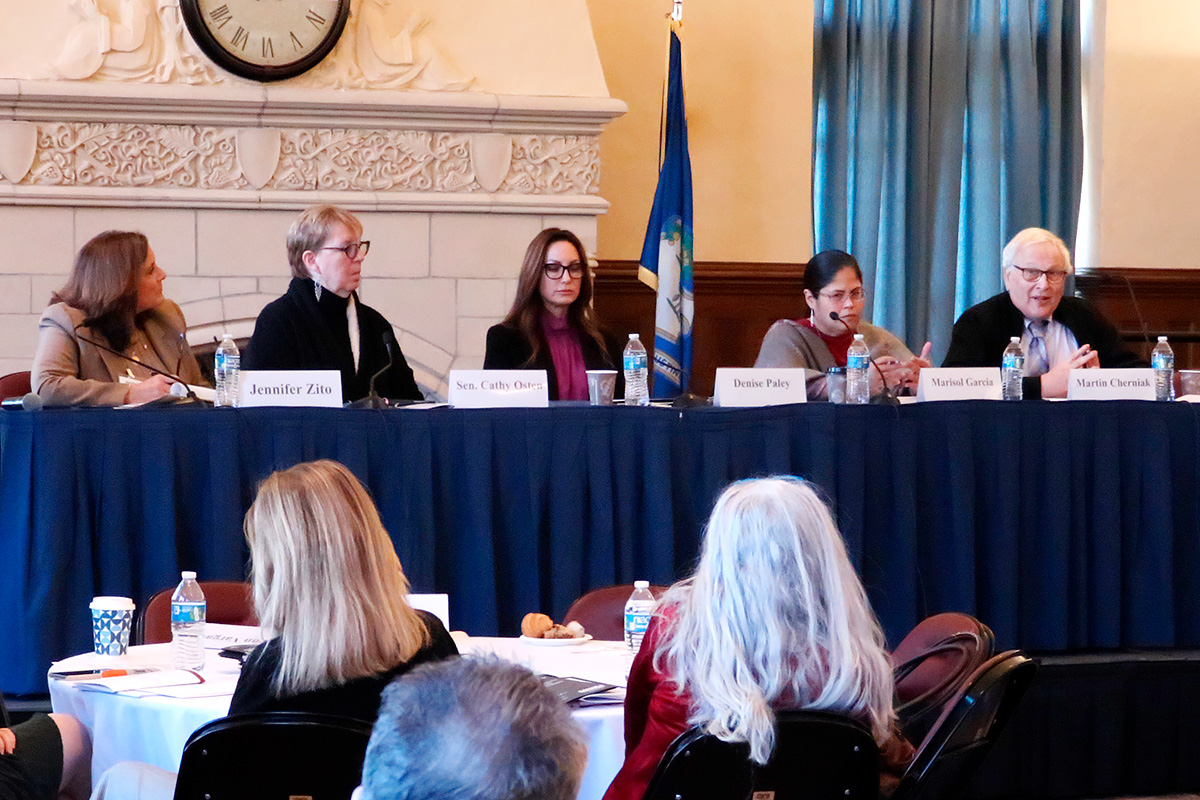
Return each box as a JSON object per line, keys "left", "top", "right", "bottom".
{"left": 603, "top": 476, "right": 914, "bottom": 800}
{"left": 355, "top": 657, "right": 588, "bottom": 800}
{"left": 31, "top": 230, "right": 206, "bottom": 406}
{"left": 754, "top": 249, "right": 931, "bottom": 399}
{"left": 484, "top": 228, "right": 623, "bottom": 401}
{"left": 0, "top": 713, "right": 91, "bottom": 800}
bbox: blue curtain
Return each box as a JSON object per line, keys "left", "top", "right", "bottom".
{"left": 813, "top": 1, "right": 1083, "bottom": 361}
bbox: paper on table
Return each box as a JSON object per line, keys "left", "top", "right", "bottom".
{"left": 141, "top": 674, "right": 240, "bottom": 698}
{"left": 203, "top": 623, "right": 265, "bottom": 650}
{"left": 75, "top": 669, "right": 204, "bottom": 693}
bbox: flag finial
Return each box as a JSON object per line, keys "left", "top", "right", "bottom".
{"left": 670, "top": 0, "right": 683, "bottom": 24}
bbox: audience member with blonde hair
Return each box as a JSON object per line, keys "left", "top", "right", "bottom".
{"left": 244, "top": 205, "right": 423, "bottom": 402}
{"left": 230, "top": 459, "right": 457, "bottom": 715}
{"left": 603, "top": 476, "right": 913, "bottom": 800}
{"left": 89, "top": 459, "right": 457, "bottom": 800}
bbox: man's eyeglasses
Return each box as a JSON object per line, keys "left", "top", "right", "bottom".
{"left": 318, "top": 241, "right": 370, "bottom": 260}
{"left": 1012, "top": 266, "right": 1068, "bottom": 285}
{"left": 818, "top": 288, "right": 865, "bottom": 304}
{"left": 542, "top": 262, "right": 585, "bottom": 280}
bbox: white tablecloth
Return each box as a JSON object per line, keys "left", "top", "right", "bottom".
{"left": 49, "top": 636, "right": 634, "bottom": 800}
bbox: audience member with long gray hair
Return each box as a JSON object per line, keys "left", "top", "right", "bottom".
{"left": 355, "top": 657, "right": 588, "bottom": 800}
{"left": 603, "top": 476, "right": 914, "bottom": 800}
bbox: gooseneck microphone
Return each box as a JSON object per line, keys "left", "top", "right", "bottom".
{"left": 829, "top": 311, "right": 899, "bottom": 405}
{"left": 348, "top": 331, "right": 396, "bottom": 409}
{"left": 73, "top": 326, "right": 202, "bottom": 404}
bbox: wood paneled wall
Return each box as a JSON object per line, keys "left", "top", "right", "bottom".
{"left": 593, "top": 262, "right": 1200, "bottom": 396}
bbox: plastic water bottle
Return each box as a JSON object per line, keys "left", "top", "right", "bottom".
{"left": 1002, "top": 337, "right": 1025, "bottom": 401}
{"left": 170, "top": 571, "right": 206, "bottom": 670}
{"left": 846, "top": 334, "right": 870, "bottom": 405}
{"left": 214, "top": 334, "right": 240, "bottom": 407}
{"left": 624, "top": 581, "right": 655, "bottom": 651}
{"left": 1152, "top": 336, "right": 1175, "bottom": 402}
{"left": 623, "top": 334, "right": 650, "bottom": 406}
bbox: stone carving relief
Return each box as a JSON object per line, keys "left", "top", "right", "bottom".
{"left": 0, "top": 122, "right": 38, "bottom": 183}
{"left": 49, "top": 0, "right": 473, "bottom": 90}
{"left": 54, "top": 0, "right": 213, "bottom": 82}
{"left": 9, "top": 122, "right": 599, "bottom": 195}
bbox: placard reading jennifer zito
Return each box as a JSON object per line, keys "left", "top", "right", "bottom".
{"left": 238, "top": 370, "right": 342, "bottom": 407}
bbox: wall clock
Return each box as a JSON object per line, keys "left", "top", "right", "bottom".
{"left": 180, "top": 0, "right": 352, "bottom": 82}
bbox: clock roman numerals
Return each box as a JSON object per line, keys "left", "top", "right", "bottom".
{"left": 187, "top": 0, "right": 349, "bottom": 79}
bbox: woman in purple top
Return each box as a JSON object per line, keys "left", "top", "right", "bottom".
{"left": 484, "top": 228, "right": 623, "bottom": 401}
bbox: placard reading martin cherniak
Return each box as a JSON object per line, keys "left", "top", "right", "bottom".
{"left": 239, "top": 370, "right": 342, "bottom": 407}
{"left": 713, "top": 368, "right": 807, "bottom": 407}
{"left": 448, "top": 370, "right": 549, "bottom": 408}
{"left": 916, "top": 368, "right": 1002, "bottom": 401}
{"left": 1067, "top": 369, "right": 1155, "bottom": 400}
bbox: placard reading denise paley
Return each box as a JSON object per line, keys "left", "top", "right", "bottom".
{"left": 916, "top": 368, "right": 1002, "bottom": 401}
{"left": 448, "top": 370, "right": 549, "bottom": 408}
{"left": 1066, "top": 368, "right": 1155, "bottom": 400}
{"left": 238, "top": 370, "right": 343, "bottom": 408}
{"left": 713, "top": 368, "right": 807, "bottom": 407}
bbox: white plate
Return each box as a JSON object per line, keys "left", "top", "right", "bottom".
{"left": 518, "top": 634, "right": 594, "bottom": 647}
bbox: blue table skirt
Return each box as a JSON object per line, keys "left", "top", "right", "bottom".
{"left": 3, "top": 401, "right": 1199, "bottom": 694}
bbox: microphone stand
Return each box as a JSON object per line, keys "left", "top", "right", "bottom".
{"left": 75, "top": 328, "right": 208, "bottom": 406}
{"left": 348, "top": 333, "right": 395, "bottom": 409}
{"left": 829, "top": 312, "right": 899, "bottom": 405}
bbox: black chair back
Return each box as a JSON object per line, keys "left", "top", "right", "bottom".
{"left": 643, "top": 709, "right": 880, "bottom": 800}
{"left": 173, "top": 712, "right": 372, "bottom": 800}
{"left": 891, "top": 651, "right": 1037, "bottom": 800}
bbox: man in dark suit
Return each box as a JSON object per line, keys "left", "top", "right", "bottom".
{"left": 943, "top": 228, "right": 1144, "bottom": 398}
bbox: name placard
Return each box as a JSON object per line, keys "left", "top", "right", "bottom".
{"left": 239, "top": 370, "right": 342, "bottom": 407}
{"left": 713, "top": 368, "right": 807, "bottom": 407}
{"left": 448, "top": 370, "right": 549, "bottom": 408}
{"left": 1067, "top": 368, "right": 1155, "bottom": 400}
{"left": 917, "top": 368, "right": 1002, "bottom": 401}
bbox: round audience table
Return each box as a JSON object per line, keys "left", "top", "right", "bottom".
{"left": 49, "top": 635, "right": 633, "bottom": 800}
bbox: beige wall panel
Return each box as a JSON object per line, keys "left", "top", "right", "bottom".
{"left": 588, "top": 0, "right": 814, "bottom": 263}
{"left": 1100, "top": 0, "right": 1200, "bottom": 269}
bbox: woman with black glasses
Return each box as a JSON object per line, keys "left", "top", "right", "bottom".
{"left": 484, "top": 228, "right": 623, "bottom": 401}
{"left": 244, "top": 205, "right": 423, "bottom": 403}
{"left": 755, "top": 249, "right": 931, "bottom": 400}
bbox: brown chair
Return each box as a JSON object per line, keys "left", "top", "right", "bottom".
{"left": 891, "top": 613, "right": 996, "bottom": 746}
{"left": 564, "top": 583, "right": 669, "bottom": 641}
{"left": 136, "top": 580, "right": 257, "bottom": 645}
{"left": 890, "top": 651, "right": 1036, "bottom": 800}
{"left": 0, "top": 371, "right": 31, "bottom": 400}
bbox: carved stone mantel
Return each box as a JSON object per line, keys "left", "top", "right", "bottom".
{"left": 0, "top": 81, "right": 626, "bottom": 211}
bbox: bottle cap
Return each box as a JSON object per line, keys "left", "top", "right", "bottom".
{"left": 853, "top": 333, "right": 865, "bottom": 340}
{"left": 1010, "top": 336, "right": 1020, "bottom": 343}
{"left": 1158, "top": 336, "right": 1168, "bottom": 342}
{"left": 181, "top": 570, "right": 197, "bottom": 580}
{"left": 634, "top": 580, "right": 650, "bottom": 589}
{"left": 628, "top": 333, "right": 639, "bottom": 340}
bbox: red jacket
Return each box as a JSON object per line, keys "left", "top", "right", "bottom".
{"left": 602, "top": 613, "right": 914, "bottom": 800}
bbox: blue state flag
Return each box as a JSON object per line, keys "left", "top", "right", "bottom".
{"left": 637, "top": 26, "right": 694, "bottom": 398}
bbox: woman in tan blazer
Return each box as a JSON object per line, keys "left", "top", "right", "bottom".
{"left": 31, "top": 231, "right": 206, "bottom": 407}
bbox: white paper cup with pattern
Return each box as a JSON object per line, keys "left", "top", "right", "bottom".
{"left": 90, "top": 596, "right": 135, "bottom": 657}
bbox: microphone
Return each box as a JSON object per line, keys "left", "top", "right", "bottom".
{"left": 1, "top": 392, "right": 43, "bottom": 411}
{"left": 348, "top": 330, "right": 396, "bottom": 409}
{"left": 73, "top": 327, "right": 204, "bottom": 405}
{"left": 830, "top": 311, "right": 899, "bottom": 405}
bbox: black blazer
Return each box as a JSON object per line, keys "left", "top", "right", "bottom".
{"left": 943, "top": 291, "right": 1145, "bottom": 398}
{"left": 244, "top": 278, "right": 423, "bottom": 403}
{"left": 483, "top": 321, "right": 625, "bottom": 401}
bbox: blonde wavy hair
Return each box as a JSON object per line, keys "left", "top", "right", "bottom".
{"left": 244, "top": 460, "right": 429, "bottom": 696}
{"left": 657, "top": 476, "right": 896, "bottom": 764}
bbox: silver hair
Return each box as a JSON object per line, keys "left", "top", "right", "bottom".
{"left": 656, "top": 476, "right": 896, "bottom": 764}
{"left": 1001, "top": 227, "right": 1073, "bottom": 276}
{"left": 361, "top": 657, "right": 588, "bottom": 800}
